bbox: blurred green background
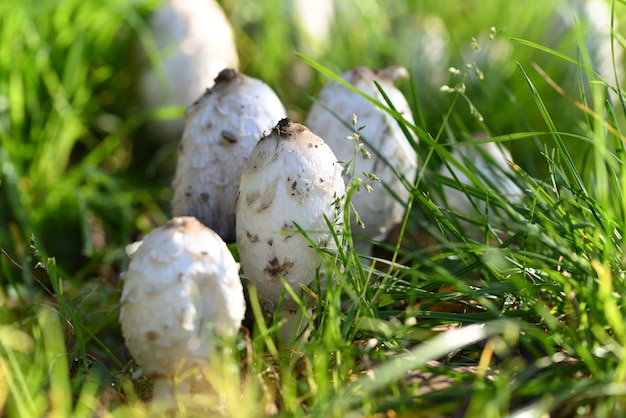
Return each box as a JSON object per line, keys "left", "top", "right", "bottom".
{"left": 1, "top": 0, "right": 624, "bottom": 281}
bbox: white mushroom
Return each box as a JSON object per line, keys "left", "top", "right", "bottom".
{"left": 139, "top": 0, "right": 240, "bottom": 143}
{"left": 555, "top": 0, "right": 624, "bottom": 99}
{"left": 119, "top": 216, "right": 245, "bottom": 399}
{"left": 292, "top": 0, "right": 335, "bottom": 57}
{"left": 306, "top": 66, "right": 418, "bottom": 256}
{"left": 235, "top": 118, "right": 345, "bottom": 343}
{"left": 438, "top": 136, "right": 523, "bottom": 239}
{"left": 172, "top": 68, "right": 287, "bottom": 243}
{"left": 401, "top": 15, "right": 450, "bottom": 92}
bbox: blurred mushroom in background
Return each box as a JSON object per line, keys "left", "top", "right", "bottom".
{"left": 306, "top": 66, "right": 418, "bottom": 257}
{"left": 438, "top": 134, "right": 524, "bottom": 241}
{"left": 138, "top": 0, "right": 239, "bottom": 144}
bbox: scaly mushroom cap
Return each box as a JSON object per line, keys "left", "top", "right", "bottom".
{"left": 119, "top": 216, "right": 245, "bottom": 378}
{"left": 139, "top": 0, "right": 240, "bottom": 143}
{"left": 172, "top": 68, "right": 287, "bottom": 243}
{"left": 306, "top": 66, "right": 418, "bottom": 246}
{"left": 236, "top": 118, "right": 345, "bottom": 311}
{"left": 439, "top": 138, "right": 523, "bottom": 237}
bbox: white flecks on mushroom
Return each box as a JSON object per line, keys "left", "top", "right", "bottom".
{"left": 172, "top": 68, "right": 287, "bottom": 243}
{"left": 306, "top": 66, "right": 418, "bottom": 256}
{"left": 235, "top": 118, "right": 345, "bottom": 343}
{"left": 139, "top": 0, "right": 240, "bottom": 143}
{"left": 119, "top": 216, "right": 245, "bottom": 399}
{"left": 438, "top": 135, "right": 523, "bottom": 239}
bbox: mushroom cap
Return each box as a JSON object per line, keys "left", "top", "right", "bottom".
{"left": 236, "top": 119, "right": 345, "bottom": 310}
{"left": 119, "top": 216, "right": 245, "bottom": 378}
{"left": 139, "top": 0, "right": 240, "bottom": 143}
{"left": 306, "top": 66, "right": 418, "bottom": 244}
{"left": 172, "top": 69, "right": 287, "bottom": 243}
{"left": 439, "top": 138, "right": 523, "bottom": 236}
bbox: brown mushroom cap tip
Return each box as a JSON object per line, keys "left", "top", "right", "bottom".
{"left": 275, "top": 117, "right": 291, "bottom": 132}
{"left": 272, "top": 118, "right": 310, "bottom": 138}
{"left": 214, "top": 68, "right": 239, "bottom": 84}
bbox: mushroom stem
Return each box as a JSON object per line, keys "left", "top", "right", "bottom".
{"left": 151, "top": 376, "right": 191, "bottom": 406}
{"left": 278, "top": 308, "right": 313, "bottom": 346}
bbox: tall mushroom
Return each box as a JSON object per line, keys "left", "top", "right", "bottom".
{"left": 119, "top": 216, "right": 245, "bottom": 400}
{"left": 236, "top": 118, "right": 345, "bottom": 344}
{"left": 138, "top": 0, "right": 240, "bottom": 143}
{"left": 438, "top": 136, "right": 523, "bottom": 239}
{"left": 172, "top": 68, "right": 287, "bottom": 243}
{"left": 306, "top": 66, "right": 418, "bottom": 256}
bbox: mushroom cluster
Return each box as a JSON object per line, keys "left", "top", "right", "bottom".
{"left": 119, "top": 216, "right": 245, "bottom": 399}
{"left": 117, "top": 0, "right": 541, "bottom": 411}
{"left": 306, "top": 66, "right": 418, "bottom": 256}
{"left": 139, "top": 0, "right": 240, "bottom": 143}
{"left": 172, "top": 68, "right": 287, "bottom": 243}
{"left": 236, "top": 118, "right": 345, "bottom": 343}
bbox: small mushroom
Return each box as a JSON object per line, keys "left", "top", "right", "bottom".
{"left": 172, "top": 68, "right": 287, "bottom": 243}
{"left": 119, "top": 216, "right": 245, "bottom": 399}
{"left": 438, "top": 136, "right": 523, "bottom": 239}
{"left": 138, "top": 0, "right": 240, "bottom": 143}
{"left": 306, "top": 66, "right": 418, "bottom": 256}
{"left": 236, "top": 118, "right": 345, "bottom": 343}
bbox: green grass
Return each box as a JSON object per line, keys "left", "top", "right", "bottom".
{"left": 2, "top": 0, "right": 626, "bottom": 416}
